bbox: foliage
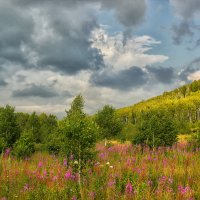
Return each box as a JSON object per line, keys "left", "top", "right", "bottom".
{"left": 95, "top": 105, "right": 123, "bottom": 140}
{"left": 190, "top": 121, "right": 200, "bottom": 147}
{"left": 117, "top": 80, "right": 200, "bottom": 138}
{"left": 0, "top": 105, "right": 20, "bottom": 152}
{"left": 61, "top": 95, "right": 98, "bottom": 166}
{"left": 132, "top": 110, "right": 178, "bottom": 147}
{"left": 46, "top": 131, "right": 67, "bottom": 155}
{"left": 13, "top": 131, "right": 35, "bottom": 159}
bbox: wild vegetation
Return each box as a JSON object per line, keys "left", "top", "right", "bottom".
{"left": 0, "top": 80, "right": 200, "bottom": 199}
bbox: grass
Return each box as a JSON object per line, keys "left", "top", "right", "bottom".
{"left": 0, "top": 142, "right": 200, "bottom": 199}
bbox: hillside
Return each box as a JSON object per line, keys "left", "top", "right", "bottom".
{"left": 117, "top": 80, "right": 200, "bottom": 133}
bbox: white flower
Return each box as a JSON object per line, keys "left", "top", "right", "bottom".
{"left": 74, "top": 160, "right": 78, "bottom": 165}
{"left": 110, "top": 166, "right": 113, "bottom": 169}
{"left": 106, "top": 162, "right": 110, "bottom": 165}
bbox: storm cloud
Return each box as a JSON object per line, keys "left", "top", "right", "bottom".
{"left": 170, "top": 0, "right": 200, "bottom": 45}
{"left": 0, "top": 80, "right": 7, "bottom": 87}
{"left": 12, "top": 84, "right": 59, "bottom": 98}
{"left": 90, "top": 67, "right": 148, "bottom": 90}
{"left": 91, "top": 65, "right": 177, "bottom": 90}
{"left": 172, "top": 21, "right": 194, "bottom": 45}
{"left": 147, "top": 66, "right": 176, "bottom": 84}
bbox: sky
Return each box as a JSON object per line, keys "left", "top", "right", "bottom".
{"left": 0, "top": 0, "right": 200, "bottom": 117}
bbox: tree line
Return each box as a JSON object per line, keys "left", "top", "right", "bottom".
{"left": 0, "top": 80, "right": 200, "bottom": 160}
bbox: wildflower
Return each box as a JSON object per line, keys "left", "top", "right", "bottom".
{"left": 108, "top": 180, "right": 116, "bottom": 187}
{"left": 63, "top": 159, "right": 67, "bottom": 166}
{"left": 72, "top": 196, "right": 77, "bottom": 200}
{"left": 74, "top": 160, "right": 78, "bottom": 165}
{"left": 52, "top": 176, "right": 58, "bottom": 181}
{"left": 38, "top": 161, "right": 43, "bottom": 168}
{"left": 106, "top": 162, "right": 110, "bottom": 165}
{"left": 70, "top": 154, "right": 74, "bottom": 160}
{"left": 110, "top": 165, "right": 113, "bottom": 169}
{"left": 65, "top": 171, "right": 72, "bottom": 180}
{"left": 23, "top": 183, "right": 29, "bottom": 191}
{"left": 4, "top": 148, "right": 10, "bottom": 157}
{"left": 125, "top": 181, "right": 133, "bottom": 194}
{"left": 89, "top": 192, "right": 95, "bottom": 199}
{"left": 43, "top": 170, "right": 47, "bottom": 177}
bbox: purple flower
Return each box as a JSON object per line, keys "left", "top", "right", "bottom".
{"left": 38, "top": 161, "right": 43, "bottom": 168}
{"left": 63, "top": 159, "right": 67, "bottom": 167}
{"left": 64, "top": 171, "right": 72, "bottom": 180}
{"left": 125, "top": 181, "right": 133, "bottom": 194}
{"left": 4, "top": 148, "right": 10, "bottom": 157}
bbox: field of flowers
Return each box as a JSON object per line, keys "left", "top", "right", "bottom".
{"left": 0, "top": 142, "right": 200, "bottom": 200}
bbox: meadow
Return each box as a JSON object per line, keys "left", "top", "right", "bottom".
{"left": 1, "top": 142, "right": 199, "bottom": 200}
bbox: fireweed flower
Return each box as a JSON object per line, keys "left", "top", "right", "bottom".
{"left": 4, "top": 148, "right": 10, "bottom": 157}
{"left": 52, "top": 176, "right": 58, "bottom": 181}
{"left": 63, "top": 159, "right": 67, "bottom": 166}
{"left": 125, "top": 181, "right": 133, "bottom": 194}
{"left": 70, "top": 154, "right": 74, "bottom": 160}
{"left": 65, "top": 171, "right": 72, "bottom": 180}
{"left": 38, "top": 161, "right": 43, "bottom": 168}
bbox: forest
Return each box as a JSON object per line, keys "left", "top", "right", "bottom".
{"left": 0, "top": 80, "right": 200, "bottom": 199}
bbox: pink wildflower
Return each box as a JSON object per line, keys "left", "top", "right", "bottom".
{"left": 64, "top": 171, "right": 72, "bottom": 180}
{"left": 63, "top": 159, "right": 67, "bottom": 166}
{"left": 125, "top": 181, "right": 133, "bottom": 194}
{"left": 38, "top": 161, "right": 43, "bottom": 168}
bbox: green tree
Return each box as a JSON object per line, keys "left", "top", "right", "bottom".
{"left": 60, "top": 95, "right": 98, "bottom": 198}
{"left": 26, "top": 112, "right": 40, "bottom": 143}
{"left": 0, "top": 105, "right": 20, "bottom": 152}
{"left": 95, "top": 105, "right": 123, "bottom": 145}
{"left": 39, "top": 113, "right": 58, "bottom": 144}
{"left": 132, "top": 110, "right": 178, "bottom": 148}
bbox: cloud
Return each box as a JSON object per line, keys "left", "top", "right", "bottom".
{"left": 147, "top": 66, "right": 176, "bottom": 84}
{"left": 170, "top": 0, "right": 200, "bottom": 45}
{"left": 0, "top": 1, "right": 104, "bottom": 75}
{"left": 0, "top": 80, "right": 7, "bottom": 87}
{"left": 188, "top": 70, "right": 200, "bottom": 81}
{"left": 91, "top": 28, "right": 168, "bottom": 70}
{"left": 170, "top": 0, "right": 200, "bottom": 19}
{"left": 12, "top": 83, "right": 59, "bottom": 98}
{"left": 179, "top": 57, "right": 200, "bottom": 81}
{"left": 90, "top": 66, "right": 147, "bottom": 90}
{"left": 14, "top": 0, "right": 146, "bottom": 28}
{"left": 172, "top": 21, "right": 194, "bottom": 45}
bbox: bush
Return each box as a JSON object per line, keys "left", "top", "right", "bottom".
{"left": 13, "top": 132, "right": 35, "bottom": 159}
{"left": 95, "top": 105, "right": 123, "bottom": 142}
{"left": 0, "top": 137, "right": 6, "bottom": 153}
{"left": 46, "top": 132, "right": 67, "bottom": 155}
{"left": 132, "top": 110, "right": 178, "bottom": 148}
{"left": 0, "top": 105, "right": 20, "bottom": 150}
{"left": 189, "top": 121, "right": 200, "bottom": 147}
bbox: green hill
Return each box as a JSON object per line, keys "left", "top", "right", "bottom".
{"left": 117, "top": 80, "right": 200, "bottom": 135}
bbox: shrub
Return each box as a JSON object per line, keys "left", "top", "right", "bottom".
{"left": 0, "top": 105, "right": 20, "bottom": 151}
{"left": 95, "top": 105, "right": 123, "bottom": 144}
{"left": 46, "top": 132, "right": 67, "bottom": 155}
{"left": 132, "top": 109, "right": 178, "bottom": 148}
{"left": 13, "top": 132, "right": 35, "bottom": 159}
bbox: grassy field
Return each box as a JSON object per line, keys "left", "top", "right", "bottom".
{"left": 0, "top": 142, "right": 200, "bottom": 200}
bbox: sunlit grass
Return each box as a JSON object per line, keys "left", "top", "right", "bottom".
{"left": 0, "top": 142, "right": 200, "bottom": 199}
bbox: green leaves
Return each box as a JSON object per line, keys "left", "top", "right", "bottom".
{"left": 61, "top": 95, "right": 98, "bottom": 165}
{"left": 133, "top": 109, "right": 178, "bottom": 148}
{"left": 95, "top": 105, "right": 123, "bottom": 140}
{"left": 0, "top": 105, "right": 20, "bottom": 152}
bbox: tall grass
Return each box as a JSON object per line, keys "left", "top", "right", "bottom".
{"left": 0, "top": 142, "right": 200, "bottom": 199}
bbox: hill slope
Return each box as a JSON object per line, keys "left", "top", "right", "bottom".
{"left": 117, "top": 80, "right": 200, "bottom": 133}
